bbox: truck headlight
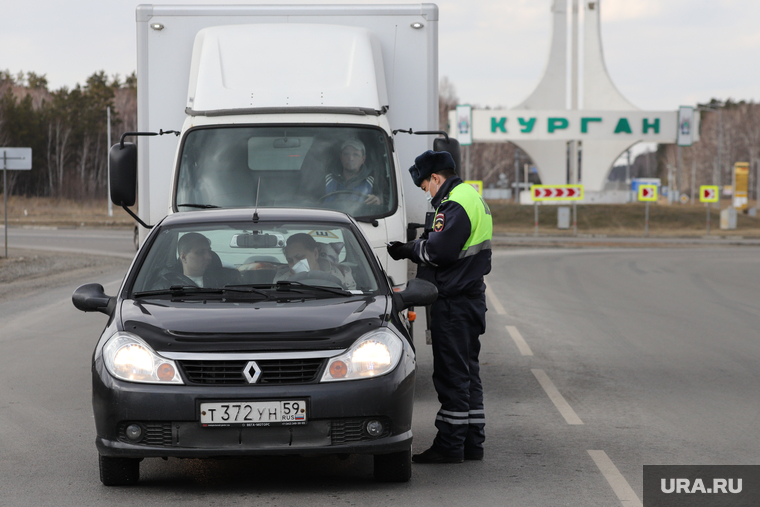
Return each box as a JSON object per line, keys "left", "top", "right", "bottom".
{"left": 321, "top": 329, "right": 404, "bottom": 382}
{"left": 103, "top": 332, "right": 183, "bottom": 384}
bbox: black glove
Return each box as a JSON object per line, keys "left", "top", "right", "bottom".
{"left": 387, "top": 241, "right": 415, "bottom": 261}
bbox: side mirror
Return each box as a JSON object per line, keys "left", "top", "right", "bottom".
{"left": 393, "top": 278, "right": 438, "bottom": 310}
{"left": 72, "top": 283, "right": 115, "bottom": 316}
{"left": 109, "top": 142, "right": 137, "bottom": 207}
{"left": 434, "top": 137, "right": 462, "bottom": 176}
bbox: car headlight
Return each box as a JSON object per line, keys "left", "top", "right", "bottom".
{"left": 103, "top": 332, "right": 183, "bottom": 384}
{"left": 321, "top": 328, "right": 404, "bottom": 382}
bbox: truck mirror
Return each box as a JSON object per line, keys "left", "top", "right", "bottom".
{"left": 433, "top": 137, "right": 462, "bottom": 175}
{"left": 109, "top": 143, "right": 137, "bottom": 207}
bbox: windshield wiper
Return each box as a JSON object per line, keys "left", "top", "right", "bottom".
{"left": 177, "top": 203, "right": 221, "bottom": 209}
{"left": 274, "top": 280, "right": 353, "bottom": 297}
{"left": 133, "top": 285, "right": 268, "bottom": 299}
{"left": 221, "top": 285, "right": 271, "bottom": 298}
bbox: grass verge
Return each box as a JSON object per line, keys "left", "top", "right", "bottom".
{"left": 488, "top": 202, "right": 760, "bottom": 237}
{"left": 1, "top": 196, "right": 759, "bottom": 237}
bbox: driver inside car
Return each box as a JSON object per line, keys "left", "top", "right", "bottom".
{"left": 323, "top": 139, "right": 382, "bottom": 206}
{"left": 154, "top": 232, "right": 241, "bottom": 289}
{"left": 273, "top": 233, "right": 356, "bottom": 290}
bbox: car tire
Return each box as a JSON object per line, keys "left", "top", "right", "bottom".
{"left": 373, "top": 447, "right": 412, "bottom": 482}
{"left": 99, "top": 455, "right": 140, "bottom": 486}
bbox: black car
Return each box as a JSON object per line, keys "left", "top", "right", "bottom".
{"left": 73, "top": 208, "right": 436, "bottom": 485}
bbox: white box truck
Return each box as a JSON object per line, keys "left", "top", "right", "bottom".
{"left": 111, "top": 4, "right": 460, "bottom": 286}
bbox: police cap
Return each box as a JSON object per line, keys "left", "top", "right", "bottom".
{"left": 409, "top": 150, "right": 456, "bottom": 187}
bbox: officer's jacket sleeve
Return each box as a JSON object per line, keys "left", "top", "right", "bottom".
{"left": 411, "top": 200, "right": 471, "bottom": 267}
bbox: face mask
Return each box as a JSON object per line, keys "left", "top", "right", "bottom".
{"left": 425, "top": 178, "right": 438, "bottom": 204}
{"left": 292, "top": 258, "right": 311, "bottom": 274}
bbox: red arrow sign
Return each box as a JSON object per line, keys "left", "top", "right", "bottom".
{"left": 642, "top": 188, "right": 652, "bottom": 198}
{"left": 702, "top": 188, "right": 715, "bottom": 199}
{"left": 532, "top": 185, "right": 584, "bottom": 201}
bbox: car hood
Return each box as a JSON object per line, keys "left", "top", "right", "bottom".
{"left": 119, "top": 295, "right": 390, "bottom": 353}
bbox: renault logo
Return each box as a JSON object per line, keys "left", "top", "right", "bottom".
{"left": 243, "top": 361, "right": 261, "bottom": 384}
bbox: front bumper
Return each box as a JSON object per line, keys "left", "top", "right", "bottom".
{"left": 93, "top": 354, "right": 415, "bottom": 459}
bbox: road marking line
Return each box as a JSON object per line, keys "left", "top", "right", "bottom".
{"left": 6, "top": 244, "right": 135, "bottom": 259}
{"left": 485, "top": 282, "right": 507, "bottom": 315}
{"left": 587, "top": 450, "right": 643, "bottom": 507}
{"left": 506, "top": 326, "right": 533, "bottom": 356}
{"left": 531, "top": 369, "right": 583, "bottom": 425}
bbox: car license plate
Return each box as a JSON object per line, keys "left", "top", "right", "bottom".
{"left": 200, "top": 400, "right": 307, "bottom": 427}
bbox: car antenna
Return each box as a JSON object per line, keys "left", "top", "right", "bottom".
{"left": 252, "top": 177, "right": 261, "bottom": 222}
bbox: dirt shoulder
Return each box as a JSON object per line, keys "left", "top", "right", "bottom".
{"left": 0, "top": 249, "right": 131, "bottom": 303}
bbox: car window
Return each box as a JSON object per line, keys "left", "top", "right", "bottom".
{"left": 131, "top": 221, "right": 379, "bottom": 294}
{"left": 176, "top": 125, "right": 395, "bottom": 220}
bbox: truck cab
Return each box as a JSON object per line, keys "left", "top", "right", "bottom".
{"left": 118, "top": 5, "right": 445, "bottom": 286}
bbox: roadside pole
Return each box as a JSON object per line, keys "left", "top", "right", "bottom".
{"left": 699, "top": 185, "right": 719, "bottom": 235}
{"left": 645, "top": 201, "right": 650, "bottom": 237}
{"left": 107, "top": 106, "right": 113, "bottom": 217}
{"left": 3, "top": 153, "right": 6, "bottom": 258}
{"left": 638, "top": 184, "right": 658, "bottom": 237}
{"left": 1, "top": 148, "right": 32, "bottom": 258}
{"left": 514, "top": 149, "right": 520, "bottom": 203}
{"left": 534, "top": 201, "right": 539, "bottom": 237}
{"left": 573, "top": 202, "right": 577, "bottom": 235}
{"left": 677, "top": 106, "right": 694, "bottom": 206}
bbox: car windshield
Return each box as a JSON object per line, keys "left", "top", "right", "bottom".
{"left": 130, "top": 220, "right": 381, "bottom": 296}
{"left": 176, "top": 126, "right": 395, "bottom": 219}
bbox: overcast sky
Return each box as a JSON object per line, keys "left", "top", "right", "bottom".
{"left": 2, "top": 0, "right": 759, "bottom": 111}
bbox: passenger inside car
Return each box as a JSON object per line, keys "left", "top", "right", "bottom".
{"left": 273, "top": 233, "right": 356, "bottom": 289}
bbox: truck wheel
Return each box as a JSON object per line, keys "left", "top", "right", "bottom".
{"left": 99, "top": 455, "right": 140, "bottom": 486}
{"left": 373, "top": 448, "right": 412, "bottom": 482}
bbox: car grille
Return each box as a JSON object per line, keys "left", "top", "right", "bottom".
{"left": 117, "top": 418, "right": 390, "bottom": 447}
{"left": 118, "top": 422, "right": 173, "bottom": 447}
{"left": 179, "top": 358, "right": 325, "bottom": 385}
{"left": 331, "top": 418, "right": 391, "bottom": 445}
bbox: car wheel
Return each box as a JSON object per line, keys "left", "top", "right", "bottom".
{"left": 99, "top": 454, "right": 140, "bottom": 486}
{"left": 373, "top": 447, "right": 412, "bottom": 482}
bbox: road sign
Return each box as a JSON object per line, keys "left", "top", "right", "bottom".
{"left": 699, "top": 185, "right": 719, "bottom": 203}
{"left": 638, "top": 185, "right": 658, "bottom": 202}
{"left": 465, "top": 180, "right": 483, "bottom": 195}
{"left": 455, "top": 105, "right": 472, "bottom": 146}
{"left": 531, "top": 184, "right": 584, "bottom": 201}
{"left": 733, "top": 162, "right": 749, "bottom": 210}
{"left": 0, "top": 147, "right": 32, "bottom": 170}
{"left": 677, "top": 106, "right": 694, "bottom": 147}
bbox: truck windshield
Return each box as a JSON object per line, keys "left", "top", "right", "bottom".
{"left": 176, "top": 126, "right": 395, "bottom": 219}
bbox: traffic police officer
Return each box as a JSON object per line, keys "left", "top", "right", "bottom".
{"left": 387, "top": 150, "right": 492, "bottom": 464}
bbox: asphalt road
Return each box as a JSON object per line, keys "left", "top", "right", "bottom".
{"left": 1, "top": 226, "right": 136, "bottom": 258}
{"left": 1, "top": 236, "right": 759, "bottom": 506}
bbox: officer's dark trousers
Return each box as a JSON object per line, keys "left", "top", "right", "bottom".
{"left": 429, "top": 293, "right": 487, "bottom": 457}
